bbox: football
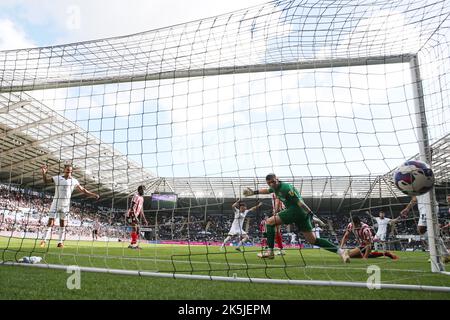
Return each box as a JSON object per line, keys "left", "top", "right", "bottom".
{"left": 393, "top": 160, "right": 435, "bottom": 196}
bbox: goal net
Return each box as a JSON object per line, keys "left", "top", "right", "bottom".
{"left": 0, "top": 0, "right": 449, "bottom": 292}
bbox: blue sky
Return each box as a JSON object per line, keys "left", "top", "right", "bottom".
{"left": 0, "top": 0, "right": 270, "bottom": 49}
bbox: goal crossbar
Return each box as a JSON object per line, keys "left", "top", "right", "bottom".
{"left": 0, "top": 54, "right": 415, "bottom": 93}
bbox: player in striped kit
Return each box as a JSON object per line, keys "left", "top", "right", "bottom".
{"left": 340, "top": 216, "right": 398, "bottom": 260}
{"left": 125, "top": 185, "right": 148, "bottom": 249}
{"left": 272, "top": 194, "right": 286, "bottom": 255}
{"left": 259, "top": 214, "right": 269, "bottom": 249}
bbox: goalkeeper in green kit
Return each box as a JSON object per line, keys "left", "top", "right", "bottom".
{"left": 243, "top": 173, "right": 350, "bottom": 262}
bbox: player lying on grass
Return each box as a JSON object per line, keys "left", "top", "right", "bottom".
{"left": 243, "top": 173, "right": 350, "bottom": 262}
{"left": 340, "top": 215, "right": 398, "bottom": 260}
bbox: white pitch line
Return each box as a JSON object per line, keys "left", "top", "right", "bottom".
{"left": 1, "top": 249, "right": 430, "bottom": 274}
{"left": 2, "top": 262, "right": 449, "bottom": 293}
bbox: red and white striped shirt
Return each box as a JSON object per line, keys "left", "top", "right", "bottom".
{"left": 346, "top": 222, "right": 373, "bottom": 246}
{"left": 271, "top": 194, "right": 285, "bottom": 213}
{"left": 129, "top": 193, "right": 144, "bottom": 218}
{"left": 259, "top": 218, "right": 267, "bottom": 233}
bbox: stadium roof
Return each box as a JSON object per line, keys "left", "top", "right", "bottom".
{"left": 0, "top": 92, "right": 158, "bottom": 200}
{"left": 427, "top": 134, "right": 450, "bottom": 183}
{"left": 164, "top": 175, "right": 405, "bottom": 200}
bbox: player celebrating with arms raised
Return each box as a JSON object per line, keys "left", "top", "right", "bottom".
{"left": 40, "top": 164, "right": 99, "bottom": 248}
{"left": 221, "top": 200, "right": 262, "bottom": 251}
{"left": 243, "top": 173, "right": 350, "bottom": 262}
{"left": 370, "top": 210, "right": 401, "bottom": 250}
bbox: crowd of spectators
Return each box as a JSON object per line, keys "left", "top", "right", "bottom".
{"left": 1, "top": 183, "right": 448, "bottom": 251}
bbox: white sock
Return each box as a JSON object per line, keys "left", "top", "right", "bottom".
{"left": 337, "top": 248, "right": 344, "bottom": 255}
{"left": 42, "top": 227, "right": 52, "bottom": 241}
{"left": 58, "top": 227, "right": 66, "bottom": 243}
{"left": 223, "top": 236, "right": 231, "bottom": 246}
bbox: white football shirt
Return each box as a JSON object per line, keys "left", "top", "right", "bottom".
{"left": 51, "top": 175, "right": 79, "bottom": 210}
{"left": 375, "top": 217, "right": 391, "bottom": 236}
{"left": 416, "top": 193, "right": 439, "bottom": 227}
{"left": 229, "top": 208, "right": 248, "bottom": 234}
{"left": 312, "top": 226, "right": 322, "bottom": 238}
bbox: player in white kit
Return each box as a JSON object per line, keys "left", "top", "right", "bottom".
{"left": 372, "top": 210, "right": 401, "bottom": 250}
{"left": 40, "top": 164, "right": 99, "bottom": 248}
{"left": 92, "top": 218, "right": 100, "bottom": 240}
{"left": 221, "top": 200, "right": 262, "bottom": 251}
{"left": 401, "top": 194, "right": 449, "bottom": 263}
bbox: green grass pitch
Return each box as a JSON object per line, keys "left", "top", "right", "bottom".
{"left": 0, "top": 237, "right": 449, "bottom": 299}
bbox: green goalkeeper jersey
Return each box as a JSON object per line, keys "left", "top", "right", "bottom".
{"left": 268, "top": 181, "right": 302, "bottom": 208}
{"left": 268, "top": 181, "right": 312, "bottom": 231}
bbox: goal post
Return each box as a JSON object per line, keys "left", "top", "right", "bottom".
{"left": 410, "top": 55, "right": 446, "bottom": 273}
{"left": 0, "top": 55, "right": 414, "bottom": 93}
